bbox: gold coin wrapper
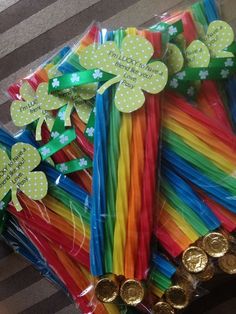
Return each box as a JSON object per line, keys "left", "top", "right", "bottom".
{"left": 93, "top": 232, "right": 236, "bottom": 313}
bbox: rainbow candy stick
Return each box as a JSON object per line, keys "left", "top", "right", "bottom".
{"left": 90, "top": 30, "right": 113, "bottom": 276}
{"left": 162, "top": 94, "right": 236, "bottom": 210}
{"left": 124, "top": 27, "right": 146, "bottom": 280}
{"left": 149, "top": 254, "right": 176, "bottom": 299}
{"left": 136, "top": 31, "right": 163, "bottom": 280}
{"left": 104, "top": 29, "right": 125, "bottom": 274}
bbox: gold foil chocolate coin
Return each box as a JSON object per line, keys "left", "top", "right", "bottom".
{"left": 120, "top": 279, "right": 144, "bottom": 306}
{"left": 95, "top": 277, "right": 119, "bottom": 303}
{"left": 194, "top": 263, "right": 215, "bottom": 281}
{"left": 218, "top": 253, "right": 236, "bottom": 274}
{"left": 182, "top": 246, "right": 208, "bottom": 273}
{"left": 165, "top": 285, "right": 189, "bottom": 309}
{"left": 202, "top": 232, "right": 229, "bottom": 258}
{"left": 153, "top": 301, "right": 175, "bottom": 314}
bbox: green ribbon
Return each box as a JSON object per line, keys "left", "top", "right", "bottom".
{"left": 150, "top": 20, "right": 183, "bottom": 39}
{"left": 48, "top": 69, "right": 114, "bottom": 93}
{"left": 167, "top": 57, "right": 236, "bottom": 98}
{"left": 225, "top": 41, "right": 236, "bottom": 53}
{"left": 168, "top": 57, "right": 236, "bottom": 84}
{"left": 84, "top": 107, "right": 95, "bottom": 143}
{"left": 168, "top": 78, "right": 197, "bottom": 99}
{"left": 55, "top": 156, "right": 92, "bottom": 174}
{"left": 51, "top": 105, "right": 67, "bottom": 138}
{"left": 38, "top": 128, "right": 76, "bottom": 160}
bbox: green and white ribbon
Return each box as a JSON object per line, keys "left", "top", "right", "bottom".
{"left": 48, "top": 69, "right": 114, "bottom": 93}
{"left": 168, "top": 57, "right": 236, "bottom": 84}
{"left": 150, "top": 20, "right": 183, "bottom": 39}
{"left": 84, "top": 107, "right": 96, "bottom": 143}
{"left": 56, "top": 156, "right": 92, "bottom": 174}
{"left": 50, "top": 105, "right": 67, "bottom": 139}
{"left": 39, "top": 128, "right": 76, "bottom": 160}
{"left": 168, "top": 78, "right": 197, "bottom": 98}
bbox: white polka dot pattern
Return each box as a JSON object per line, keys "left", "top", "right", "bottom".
{"left": 186, "top": 40, "right": 210, "bottom": 68}
{"left": 80, "top": 34, "right": 168, "bottom": 112}
{"left": 166, "top": 43, "right": 184, "bottom": 75}
{"left": 205, "top": 21, "right": 234, "bottom": 58}
{"left": 0, "top": 143, "right": 48, "bottom": 212}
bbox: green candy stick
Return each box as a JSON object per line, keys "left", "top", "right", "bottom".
{"left": 164, "top": 129, "right": 236, "bottom": 195}
{"left": 161, "top": 180, "right": 209, "bottom": 236}
{"left": 104, "top": 29, "right": 125, "bottom": 273}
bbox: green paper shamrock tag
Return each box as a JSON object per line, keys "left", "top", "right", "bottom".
{"left": 205, "top": 20, "right": 234, "bottom": 58}
{"left": 11, "top": 82, "right": 66, "bottom": 141}
{"left": 55, "top": 84, "right": 96, "bottom": 126}
{"left": 186, "top": 40, "right": 211, "bottom": 67}
{"left": 47, "top": 65, "right": 96, "bottom": 125}
{"left": 183, "top": 21, "right": 234, "bottom": 70}
{"left": 166, "top": 43, "right": 184, "bottom": 74}
{"left": 0, "top": 143, "right": 48, "bottom": 211}
{"left": 80, "top": 34, "right": 168, "bottom": 112}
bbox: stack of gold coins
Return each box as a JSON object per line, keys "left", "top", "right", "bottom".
{"left": 95, "top": 276, "right": 145, "bottom": 306}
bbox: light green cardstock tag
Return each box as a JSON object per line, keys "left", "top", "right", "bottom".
{"left": 0, "top": 143, "right": 48, "bottom": 212}
{"left": 11, "top": 81, "right": 94, "bottom": 138}
{"left": 57, "top": 84, "right": 96, "bottom": 126}
{"left": 47, "top": 66, "right": 96, "bottom": 125}
{"left": 80, "top": 34, "right": 168, "bottom": 112}
{"left": 205, "top": 20, "right": 234, "bottom": 58}
{"left": 11, "top": 82, "right": 65, "bottom": 141}
{"left": 166, "top": 43, "right": 184, "bottom": 74}
{"left": 186, "top": 40, "right": 210, "bottom": 67}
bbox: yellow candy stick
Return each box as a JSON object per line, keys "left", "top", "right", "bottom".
{"left": 161, "top": 199, "right": 199, "bottom": 243}
{"left": 44, "top": 195, "right": 90, "bottom": 239}
{"left": 164, "top": 118, "right": 235, "bottom": 173}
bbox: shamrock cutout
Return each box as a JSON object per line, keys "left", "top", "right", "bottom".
{"left": 185, "top": 40, "right": 211, "bottom": 67}
{"left": 166, "top": 43, "right": 184, "bottom": 75}
{"left": 80, "top": 34, "right": 168, "bottom": 112}
{"left": 0, "top": 143, "right": 48, "bottom": 211}
{"left": 47, "top": 82, "right": 96, "bottom": 126}
{"left": 185, "top": 21, "right": 234, "bottom": 68}
{"left": 11, "top": 82, "right": 66, "bottom": 141}
{"left": 205, "top": 20, "right": 234, "bottom": 58}
{"left": 47, "top": 63, "right": 97, "bottom": 125}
